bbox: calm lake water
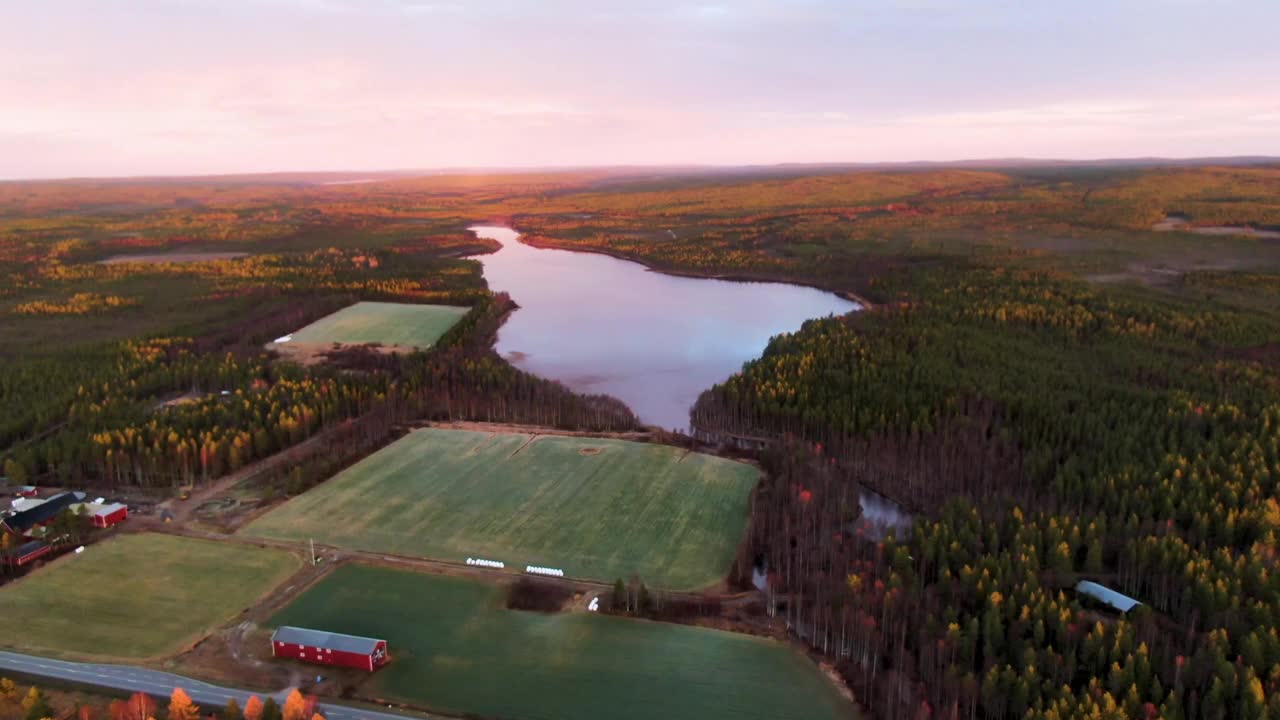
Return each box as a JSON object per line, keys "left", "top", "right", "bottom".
{"left": 469, "top": 225, "right": 912, "bottom": 535}
{"left": 469, "top": 226, "right": 858, "bottom": 431}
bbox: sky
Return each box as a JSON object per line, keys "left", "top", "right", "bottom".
{"left": 2, "top": 0, "right": 1279, "bottom": 179}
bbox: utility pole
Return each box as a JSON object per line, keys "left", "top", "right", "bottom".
{"left": 310, "top": 538, "right": 316, "bottom": 566}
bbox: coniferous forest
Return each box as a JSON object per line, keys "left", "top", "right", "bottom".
{"left": 4, "top": 165, "right": 1280, "bottom": 719}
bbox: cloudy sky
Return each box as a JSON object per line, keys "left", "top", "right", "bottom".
{"left": 3, "top": 0, "right": 1279, "bottom": 178}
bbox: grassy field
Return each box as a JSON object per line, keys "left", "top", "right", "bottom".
{"left": 270, "top": 565, "right": 853, "bottom": 720}
{"left": 279, "top": 301, "right": 468, "bottom": 348}
{"left": 0, "top": 533, "right": 300, "bottom": 659}
{"left": 243, "top": 428, "right": 759, "bottom": 589}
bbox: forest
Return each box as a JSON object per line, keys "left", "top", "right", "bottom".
{"left": 4, "top": 163, "right": 1280, "bottom": 719}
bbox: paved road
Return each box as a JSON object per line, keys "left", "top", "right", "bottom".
{"left": 0, "top": 651, "right": 427, "bottom": 720}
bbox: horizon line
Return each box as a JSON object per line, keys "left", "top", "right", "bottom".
{"left": 4, "top": 154, "right": 1279, "bottom": 184}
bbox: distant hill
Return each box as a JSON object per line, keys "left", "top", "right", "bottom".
{"left": 7, "top": 156, "right": 1277, "bottom": 185}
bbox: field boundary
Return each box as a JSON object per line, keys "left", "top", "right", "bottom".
{"left": 241, "top": 428, "right": 762, "bottom": 590}
{"left": 0, "top": 534, "right": 304, "bottom": 665}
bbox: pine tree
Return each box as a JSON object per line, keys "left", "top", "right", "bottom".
{"left": 261, "top": 697, "right": 282, "bottom": 720}
{"left": 611, "top": 578, "right": 626, "bottom": 612}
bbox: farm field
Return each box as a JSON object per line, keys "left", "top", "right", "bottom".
{"left": 243, "top": 428, "right": 759, "bottom": 589}
{"left": 270, "top": 565, "right": 853, "bottom": 720}
{"left": 0, "top": 533, "right": 300, "bottom": 659}
{"left": 275, "top": 301, "right": 469, "bottom": 349}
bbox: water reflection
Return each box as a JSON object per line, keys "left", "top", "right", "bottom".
{"left": 470, "top": 226, "right": 858, "bottom": 430}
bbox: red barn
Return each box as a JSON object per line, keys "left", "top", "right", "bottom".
{"left": 3, "top": 540, "right": 51, "bottom": 567}
{"left": 271, "top": 626, "right": 389, "bottom": 672}
{"left": 89, "top": 503, "right": 128, "bottom": 528}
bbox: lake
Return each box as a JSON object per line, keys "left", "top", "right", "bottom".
{"left": 1153, "top": 214, "right": 1280, "bottom": 239}
{"left": 469, "top": 225, "right": 912, "bottom": 535}
{"left": 469, "top": 226, "right": 858, "bottom": 431}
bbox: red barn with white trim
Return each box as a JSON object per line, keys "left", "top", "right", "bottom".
{"left": 89, "top": 503, "right": 128, "bottom": 528}
{"left": 270, "top": 626, "right": 388, "bottom": 672}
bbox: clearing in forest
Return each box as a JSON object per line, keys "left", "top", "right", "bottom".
{"left": 97, "top": 251, "right": 250, "bottom": 264}
{"left": 271, "top": 301, "right": 468, "bottom": 351}
{"left": 0, "top": 533, "right": 300, "bottom": 659}
{"left": 243, "top": 428, "right": 759, "bottom": 589}
{"left": 270, "top": 565, "right": 853, "bottom": 720}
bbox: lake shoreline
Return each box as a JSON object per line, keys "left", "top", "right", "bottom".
{"left": 466, "top": 224, "right": 859, "bottom": 430}
{"left": 508, "top": 229, "right": 875, "bottom": 310}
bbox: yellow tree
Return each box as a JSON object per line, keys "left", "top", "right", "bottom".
{"left": 243, "top": 696, "right": 264, "bottom": 720}
{"left": 168, "top": 688, "right": 199, "bottom": 720}
{"left": 282, "top": 690, "right": 309, "bottom": 720}
{"left": 21, "top": 687, "right": 51, "bottom": 720}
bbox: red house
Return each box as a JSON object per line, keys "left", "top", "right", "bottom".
{"left": 271, "top": 626, "right": 389, "bottom": 672}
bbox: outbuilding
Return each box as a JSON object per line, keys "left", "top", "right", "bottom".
{"left": 270, "top": 626, "right": 389, "bottom": 672}
{"left": 1074, "top": 580, "right": 1142, "bottom": 614}
{"left": 3, "top": 540, "right": 51, "bottom": 567}
{"left": 87, "top": 503, "right": 128, "bottom": 528}
{"left": 0, "top": 492, "right": 85, "bottom": 539}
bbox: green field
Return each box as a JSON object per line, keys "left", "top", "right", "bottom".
{"left": 282, "top": 301, "right": 469, "bottom": 348}
{"left": 243, "top": 428, "right": 759, "bottom": 589}
{"left": 270, "top": 565, "right": 852, "bottom": 720}
{"left": 0, "top": 533, "right": 299, "bottom": 659}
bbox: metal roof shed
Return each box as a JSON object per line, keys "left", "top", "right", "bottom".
{"left": 1075, "top": 580, "right": 1142, "bottom": 613}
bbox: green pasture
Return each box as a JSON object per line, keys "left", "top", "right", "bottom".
{"left": 281, "top": 301, "right": 468, "bottom": 348}
{"left": 0, "top": 533, "right": 299, "bottom": 659}
{"left": 243, "top": 428, "right": 759, "bottom": 589}
{"left": 270, "top": 565, "right": 853, "bottom": 720}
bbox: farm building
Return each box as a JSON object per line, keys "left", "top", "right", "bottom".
{"left": 271, "top": 626, "right": 389, "bottom": 672}
{"left": 0, "top": 492, "right": 86, "bottom": 539}
{"left": 9, "top": 497, "right": 46, "bottom": 513}
{"left": 82, "top": 502, "right": 128, "bottom": 528}
{"left": 3, "top": 540, "right": 51, "bottom": 568}
{"left": 1075, "top": 581, "right": 1142, "bottom": 614}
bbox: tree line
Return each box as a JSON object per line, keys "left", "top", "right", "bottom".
{"left": 694, "top": 268, "right": 1280, "bottom": 719}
